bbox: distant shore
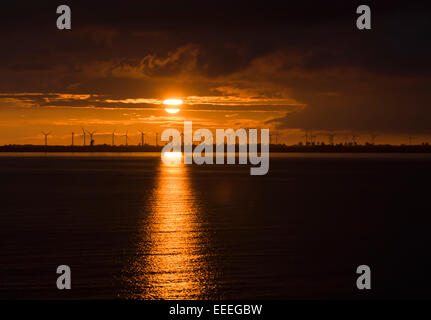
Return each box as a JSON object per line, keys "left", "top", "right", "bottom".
{"left": 2, "top": 144, "right": 431, "bottom": 153}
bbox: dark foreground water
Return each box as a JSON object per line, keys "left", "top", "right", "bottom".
{"left": 1, "top": 153, "right": 431, "bottom": 299}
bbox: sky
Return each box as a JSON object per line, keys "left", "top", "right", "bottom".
{"left": 1, "top": 1, "right": 430, "bottom": 145}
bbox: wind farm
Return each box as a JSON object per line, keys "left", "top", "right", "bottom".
{"left": 2, "top": 129, "right": 431, "bottom": 153}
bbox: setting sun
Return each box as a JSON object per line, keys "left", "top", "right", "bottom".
{"left": 163, "top": 99, "right": 182, "bottom": 114}
{"left": 163, "top": 99, "right": 183, "bottom": 106}
{"left": 165, "top": 108, "right": 180, "bottom": 114}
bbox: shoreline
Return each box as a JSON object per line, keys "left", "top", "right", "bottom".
{"left": 1, "top": 144, "right": 431, "bottom": 153}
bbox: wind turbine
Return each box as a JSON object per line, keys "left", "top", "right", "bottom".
{"left": 155, "top": 132, "right": 159, "bottom": 146}
{"left": 112, "top": 130, "right": 116, "bottom": 146}
{"left": 302, "top": 131, "right": 310, "bottom": 145}
{"left": 81, "top": 127, "right": 86, "bottom": 146}
{"left": 138, "top": 130, "right": 145, "bottom": 147}
{"left": 41, "top": 131, "right": 50, "bottom": 146}
{"left": 71, "top": 132, "right": 74, "bottom": 146}
{"left": 124, "top": 130, "right": 128, "bottom": 146}
{"left": 86, "top": 130, "right": 96, "bottom": 146}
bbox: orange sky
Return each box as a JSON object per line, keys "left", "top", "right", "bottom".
{"left": 0, "top": 96, "right": 425, "bottom": 146}
{"left": 1, "top": 2, "right": 431, "bottom": 145}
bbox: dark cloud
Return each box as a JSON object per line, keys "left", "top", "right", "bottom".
{"left": 1, "top": 1, "right": 431, "bottom": 134}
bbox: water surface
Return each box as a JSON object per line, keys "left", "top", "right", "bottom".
{"left": 1, "top": 153, "right": 431, "bottom": 299}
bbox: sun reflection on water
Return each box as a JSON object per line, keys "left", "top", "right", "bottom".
{"left": 124, "top": 156, "right": 215, "bottom": 299}
{"left": 161, "top": 151, "right": 183, "bottom": 165}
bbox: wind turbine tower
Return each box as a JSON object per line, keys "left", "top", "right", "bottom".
{"left": 138, "top": 130, "right": 145, "bottom": 147}
{"left": 87, "top": 131, "right": 96, "bottom": 146}
{"left": 71, "top": 132, "right": 74, "bottom": 146}
{"left": 41, "top": 131, "right": 50, "bottom": 147}
{"left": 81, "top": 127, "right": 86, "bottom": 146}
{"left": 273, "top": 132, "right": 280, "bottom": 144}
{"left": 302, "top": 131, "right": 310, "bottom": 145}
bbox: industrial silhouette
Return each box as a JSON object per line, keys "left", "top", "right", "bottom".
{"left": 5, "top": 127, "right": 430, "bottom": 152}
{"left": 302, "top": 130, "right": 318, "bottom": 145}
{"left": 310, "top": 132, "right": 317, "bottom": 145}
{"left": 327, "top": 133, "right": 336, "bottom": 146}
{"left": 351, "top": 134, "right": 359, "bottom": 145}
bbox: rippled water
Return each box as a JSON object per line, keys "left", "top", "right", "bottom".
{"left": 1, "top": 153, "right": 431, "bottom": 299}
{"left": 124, "top": 161, "right": 217, "bottom": 299}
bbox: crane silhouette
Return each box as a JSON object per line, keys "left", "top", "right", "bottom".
{"left": 303, "top": 130, "right": 316, "bottom": 145}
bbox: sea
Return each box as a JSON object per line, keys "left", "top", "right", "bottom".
{"left": 1, "top": 152, "right": 431, "bottom": 299}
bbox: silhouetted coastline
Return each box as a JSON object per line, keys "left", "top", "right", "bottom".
{"left": 1, "top": 144, "right": 431, "bottom": 153}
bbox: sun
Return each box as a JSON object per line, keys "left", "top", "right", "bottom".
{"left": 163, "top": 99, "right": 182, "bottom": 114}
{"left": 165, "top": 108, "right": 180, "bottom": 114}
{"left": 163, "top": 99, "right": 183, "bottom": 105}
